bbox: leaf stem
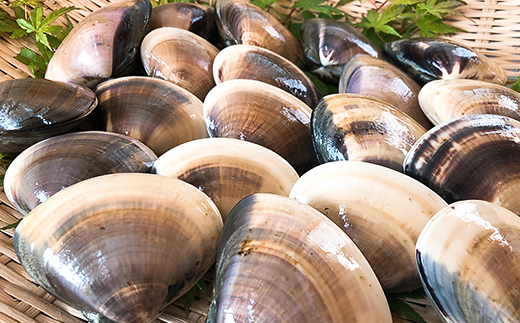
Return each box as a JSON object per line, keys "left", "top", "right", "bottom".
{"left": 398, "top": 12, "right": 424, "bottom": 34}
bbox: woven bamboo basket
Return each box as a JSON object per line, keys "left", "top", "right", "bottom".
{"left": 0, "top": 0, "right": 519, "bottom": 322}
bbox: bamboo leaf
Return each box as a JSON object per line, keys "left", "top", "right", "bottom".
{"left": 0, "top": 219, "right": 21, "bottom": 230}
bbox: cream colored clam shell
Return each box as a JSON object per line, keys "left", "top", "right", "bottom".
{"left": 289, "top": 161, "right": 447, "bottom": 292}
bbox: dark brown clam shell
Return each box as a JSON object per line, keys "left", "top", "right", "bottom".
{"left": 404, "top": 114, "right": 520, "bottom": 215}
{"left": 0, "top": 78, "right": 97, "bottom": 154}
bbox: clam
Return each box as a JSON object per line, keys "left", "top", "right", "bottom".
{"left": 203, "top": 79, "right": 317, "bottom": 174}
{"left": 300, "top": 18, "right": 383, "bottom": 83}
{"left": 45, "top": 0, "right": 151, "bottom": 88}
{"left": 404, "top": 114, "right": 520, "bottom": 215}
{"left": 148, "top": 2, "right": 215, "bottom": 40}
{"left": 14, "top": 173, "right": 223, "bottom": 323}
{"left": 383, "top": 38, "right": 508, "bottom": 85}
{"left": 141, "top": 27, "right": 219, "bottom": 101}
{"left": 312, "top": 93, "right": 426, "bottom": 172}
{"left": 416, "top": 200, "right": 520, "bottom": 322}
{"left": 153, "top": 137, "right": 299, "bottom": 220}
{"left": 213, "top": 44, "right": 320, "bottom": 108}
{"left": 207, "top": 193, "right": 392, "bottom": 323}
{"left": 94, "top": 76, "right": 208, "bottom": 156}
{"left": 339, "top": 54, "right": 432, "bottom": 129}
{"left": 0, "top": 78, "right": 97, "bottom": 154}
{"left": 4, "top": 131, "right": 157, "bottom": 215}
{"left": 214, "top": 0, "right": 304, "bottom": 68}
{"left": 418, "top": 79, "right": 520, "bottom": 125}
{"left": 289, "top": 161, "right": 448, "bottom": 293}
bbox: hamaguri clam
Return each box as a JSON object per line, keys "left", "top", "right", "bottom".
{"left": 207, "top": 193, "right": 392, "bottom": 323}
{"left": 14, "top": 173, "right": 223, "bottom": 323}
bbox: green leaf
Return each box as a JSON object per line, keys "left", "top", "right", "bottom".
{"left": 13, "top": 6, "right": 25, "bottom": 19}
{"left": 41, "top": 6, "right": 76, "bottom": 27}
{"left": 304, "top": 71, "right": 338, "bottom": 97}
{"left": 250, "top": 0, "right": 277, "bottom": 10}
{"left": 388, "top": 0, "right": 422, "bottom": 4}
{"left": 35, "top": 31, "right": 52, "bottom": 50}
{"left": 0, "top": 21, "right": 21, "bottom": 33}
{"left": 196, "top": 279, "right": 207, "bottom": 294}
{"left": 182, "top": 286, "right": 196, "bottom": 317}
{"left": 15, "top": 47, "right": 47, "bottom": 78}
{"left": 46, "top": 34, "right": 62, "bottom": 49}
{"left": 16, "top": 18, "right": 36, "bottom": 32}
{"left": 29, "top": 6, "right": 42, "bottom": 29}
{"left": 10, "top": 28, "right": 27, "bottom": 38}
{"left": 511, "top": 77, "right": 520, "bottom": 93}
{"left": 41, "top": 24, "right": 66, "bottom": 38}
{"left": 35, "top": 40, "right": 54, "bottom": 61}
{"left": 0, "top": 219, "right": 21, "bottom": 230}
{"left": 379, "top": 24, "right": 402, "bottom": 37}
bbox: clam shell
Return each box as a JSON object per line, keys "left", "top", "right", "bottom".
{"left": 4, "top": 131, "right": 157, "bottom": 215}
{"left": 203, "top": 79, "right": 317, "bottom": 174}
{"left": 339, "top": 54, "right": 432, "bottom": 129}
{"left": 45, "top": 0, "right": 151, "bottom": 88}
{"left": 213, "top": 44, "right": 320, "bottom": 108}
{"left": 141, "top": 27, "right": 219, "bottom": 101}
{"left": 0, "top": 78, "right": 97, "bottom": 154}
{"left": 404, "top": 114, "right": 520, "bottom": 215}
{"left": 153, "top": 138, "right": 299, "bottom": 220}
{"left": 214, "top": 0, "right": 304, "bottom": 68}
{"left": 312, "top": 94, "right": 426, "bottom": 172}
{"left": 418, "top": 79, "right": 520, "bottom": 125}
{"left": 289, "top": 161, "right": 447, "bottom": 292}
{"left": 94, "top": 76, "right": 208, "bottom": 156}
{"left": 14, "top": 173, "right": 223, "bottom": 323}
{"left": 208, "top": 193, "right": 392, "bottom": 323}
{"left": 383, "top": 38, "right": 508, "bottom": 85}
{"left": 416, "top": 200, "right": 520, "bottom": 322}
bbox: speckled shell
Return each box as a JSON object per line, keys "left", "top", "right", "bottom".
{"left": 383, "top": 38, "right": 508, "bottom": 85}
{"left": 417, "top": 200, "right": 520, "bottom": 322}
{"left": 4, "top": 131, "right": 157, "bottom": 215}
{"left": 312, "top": 94, "right": 426, "bottom": 172}
{"left": 0, "top": 78, "right": 97, "bottom": 154}
{"left": 213, "top": 45, "right": 320, "bottom": 108}
{"left": 289, "top": 161, "right": 447, "bottom": 292}
{"left": 418, "top": 79, "right": 520, "bottom": 125}
{"left": 404, "top": 114, "right": 520, "bottom": 215}
{"left": 214, "top": 0, "right": 304, "bottom": 68}
{"left": 207, "top": 193, "right": 392, "bottom": 323}
{"left": 140, "top": 27, "right": 219, "bottom": 101}
{"left": 203, "top": 79, "right": 317, "bottom": 174}
{"left": 94, "top": 76, "right": 208, "bottom": 156}
{"left": 14, "top": 173, "right": 223, "bottom": 323}
{"left": 339, "top": 54, "right": 432, "bottom": 129}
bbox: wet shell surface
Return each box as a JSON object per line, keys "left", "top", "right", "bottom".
{"left": 289, "top": 161, "right": 447, "bottom": 293}
{"left": 94, "top": 76, "right": 208, "bottom": 156}
{"left": 203, "top": 79, "right": 317, "bottom": 174}
{"left": 300, "top": 18, "right": 383, "bottom": 83}
{"left": 339, "top": 54, "right": 432, "bottom": 129}
{"left": 214, "top": 0, "right": 304, "bottom": 68}
{"left": 153, "top": 138, "right": 299, "bottom": 220}
{"left": 418, "top": 79, "right": 520, "bottom": 125}
{"left": 14, "top": 173, "right": 223, "bottom": 323}
{"left": 4, "top": 131, "right": 157, "bottom": 215}
{"left": 213, "top": 44, "right": 320, "bottom": 108}
{"left": 207, "top": 193, "right": 392, "bottom": 323}
{"left": 312, "top": 94, "right": 426, "bottom": 172}
{"left": 45, "top": 0, "right": 151, "bottom": 88}
{"left": 141, "top": 27, "right": 219, "bottom": 101}
{"left": 383, "top": 38, "right": 508, "bottom": 85}
{"left": 404, "top": 114, "right": 520, "bottom": 215}
{"left": 0, "top": 78, "right": 98, "bottom": 154}
{"left": 416, "top": 200, "right": 520, "bottom": 322}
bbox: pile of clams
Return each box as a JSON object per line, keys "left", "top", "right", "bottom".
{"left": 2, "top": 0, "right": 520, "bottom": 322}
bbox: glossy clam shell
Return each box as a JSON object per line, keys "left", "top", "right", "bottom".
{"left": 339, "top": 54, "right": 432, "bottom": 129}
{"left": 290, "top": 161, "right": 447, "bottom": 292}
{"left": 153, "top": 138, "right": 299, "bottom": 220}
{"left": 45, "top": 0, "right": 151, "bottom": 88}
{"left": 14, "top": 173, "right": 223, "bottom": 323}
{"left": 300, "top": 18, "right": 382, "bottom": 83}
{"left": 417, "top": 200, "right": 520, "bottom": 322}
{"left": 215, "top": 0, "right": 304, "bottom": 68}
{"left": 148, "top": 2, "right": 215, "bottom": 40}
{"left": 207, "top": 193, "right": 392, "bottom": 323}
{"left": 404, "top": 114, "right": 520, "bottom": 215}
{"left": 312, "top": 94, "right": 426, "bottom": 172}
{"left": 94, "top": 76, "right": 208, "bottom": 156}
{"left": 4, "top": 131, "right": 157, "bottom": 215}
{"left": 418, "top": 79, "right": 520, "bottom": 125}
{"left": 141, "top": 27, "right": 219, "bottom": 101}
{"left": 0, "top": 78, "right": 97, "bottom": 153}
{"left": 213, "top": 45, "right": 320, "bottom": 108}
{"left": 204, "top": 79, "right": 317, "bottom": 174}
{"left": 383, "top": 38, "right": 508, "bottom": 85}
